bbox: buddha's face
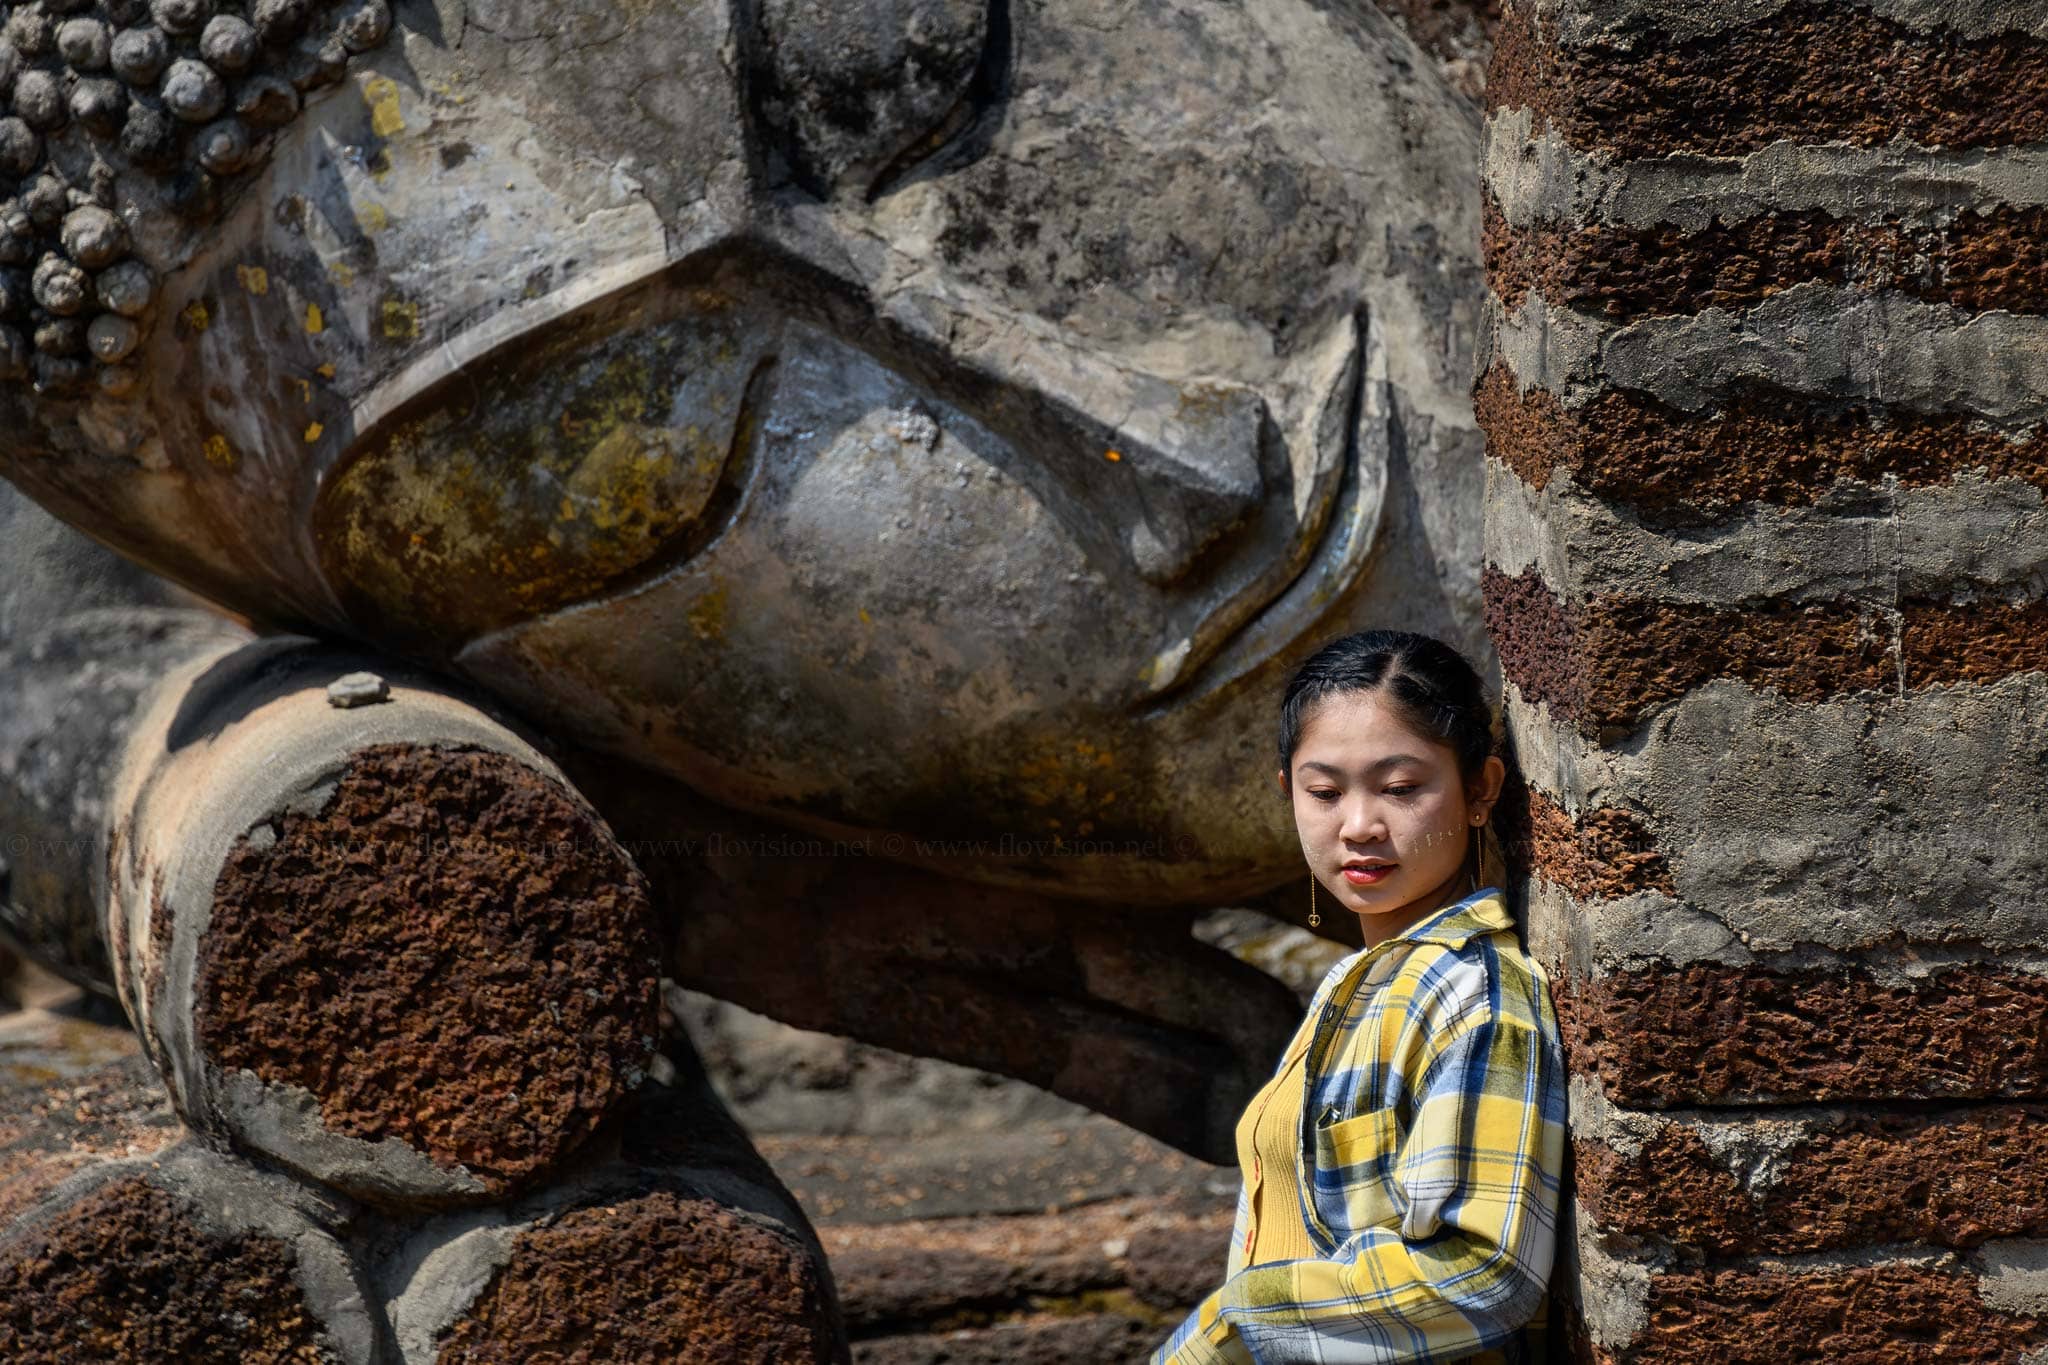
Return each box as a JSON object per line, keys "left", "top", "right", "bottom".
{"left": 0, "top": 0, "right": 1489, "bottom": 904}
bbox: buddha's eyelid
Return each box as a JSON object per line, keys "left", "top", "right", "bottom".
{"left": 878, "top": 291, "right": 1269, "bottom": 586}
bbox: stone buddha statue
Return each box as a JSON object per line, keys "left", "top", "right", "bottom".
{"left": 0, "top": 0, "right": 1489, "bottom": 1355}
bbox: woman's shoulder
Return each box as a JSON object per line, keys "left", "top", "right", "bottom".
{"left": 1381, "top": 914, "right": 1554, "bottom": 1039}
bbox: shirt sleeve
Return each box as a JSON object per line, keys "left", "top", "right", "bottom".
{"left": 1150, "top": 975, "right": 1566, "bottom": 1365}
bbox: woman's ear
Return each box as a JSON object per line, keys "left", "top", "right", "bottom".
{"left": 1274, "top": 768, "right": 1290, "bottom": 801}
{"left": 1476, "top": 755, "right": 1507, "bottom": 817}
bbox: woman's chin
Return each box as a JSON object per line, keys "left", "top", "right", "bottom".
{"left": 1343, "top": 888, "right": 1404, "bottom": 916}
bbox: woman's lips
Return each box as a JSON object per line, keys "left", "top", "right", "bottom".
{"left": 1342, "top": 864, "right": 1395, "bottom": 885}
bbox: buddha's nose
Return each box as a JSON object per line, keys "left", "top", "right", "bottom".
{"left": 740, "top": 0, "right": 1280, "bottom": 586}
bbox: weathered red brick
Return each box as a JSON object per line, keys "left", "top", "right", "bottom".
{"left": 1487, "top": 0, "right": 2048, "bottom": 157}
{"left": 1625, "top": 1263, "right": 2044, "bottom": 1364}
{"left": 1519, "top": 788, "right": 1673, "bottom": 900}
{"left": 0, "top": 1176, "right": 335, "bottom": 1363}
{"left": 1474, "top": 364, "right": 2048, "bottom": 520}
{"left": 1486, "top": 199, "right": 2048, "bottom": 320}
{"left": 1483, "top": 564, "right": 2048, "bottom": 735}
{"left": 1576, "top": 1105, "right": 2048, "bottom": 1256}
{"left": 1557, "top": 964, "right": 2048, "bottom": 1108}
{"left": 435, "top": 1189, "right": 840, "bottom": 1364}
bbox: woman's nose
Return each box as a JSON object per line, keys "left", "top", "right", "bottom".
{"left": 1339, "top": 800, "right": 1386, "bottom": 844}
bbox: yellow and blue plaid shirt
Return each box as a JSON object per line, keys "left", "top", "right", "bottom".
{"left": 1152, "top": 886, "right": 1567, "bottom": 1364}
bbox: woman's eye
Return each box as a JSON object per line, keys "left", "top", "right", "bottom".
{"left": 1309, "top": 790, "right": 1339, "bottom": 802}
{"left": 1385, "top": 784, "right": 1419, "bottom": 797}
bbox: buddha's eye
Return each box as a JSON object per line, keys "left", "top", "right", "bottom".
{"left": 750, "top": 0, "right": 1010, "bottom": 201}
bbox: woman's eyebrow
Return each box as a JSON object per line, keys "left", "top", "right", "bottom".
{"left": 1296, "top": 754, "right": 1428, "bottom": 777}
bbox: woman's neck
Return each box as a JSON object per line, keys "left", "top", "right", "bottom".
{"left": 1355, "top": 862, "right": 1475, "bottom": 949}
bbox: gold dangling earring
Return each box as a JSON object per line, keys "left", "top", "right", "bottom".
{"left": 1307, "top": 872, "right": 1320, "bottom": 928}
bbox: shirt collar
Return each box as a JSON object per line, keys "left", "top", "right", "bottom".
{"left": 1377, "top": 885, "right": 1513, "bottom": 953}
{"left": 1308, "top": 887, "right": 1516, "bottom": 1010}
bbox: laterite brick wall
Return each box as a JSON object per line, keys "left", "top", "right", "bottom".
{"left": 1476, "top": 1, "right": 2048, "bottom": 1358}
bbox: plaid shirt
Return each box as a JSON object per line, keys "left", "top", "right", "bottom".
{"left": 1151, "top": 887, "right": 1567, "bottom": 1364}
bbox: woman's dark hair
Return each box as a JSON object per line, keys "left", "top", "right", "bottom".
{"left": 1277, "top": 630, "right": 1495, "bottom": 791}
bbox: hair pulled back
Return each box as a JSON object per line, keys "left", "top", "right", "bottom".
{"left": 1276, "top": 630, "right": 1495, "bottom": 791}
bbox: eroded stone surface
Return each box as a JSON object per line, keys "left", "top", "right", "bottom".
{"left": 1520, "top": 788, "right": 1672, "bottom": 901}
{"left": 0, "top": 1174, "right": 335, "bottom": 1362}
{"left": 1624, "top": 1264, "right": 2045, "bottom": 1363}
{"left": 1557, "top": 964, "right": 2048, "bottom": 1108}
{"left": 431, "top": 1189, "right": 839, "bottom": 1365}
{"left": 196, "top": 742, "right": 659, "bottom": 1198}
{"left": 1576, "top": 1105, "right": 2048, "bottom": 1257}
{"left": 1487, "top": 1, "right": 2048, "bottom": 157}
{"left": 1507, "top": 670, "right": 2048, "bottom": 965}
{"left": 1486, "top": 198, "right": 2048, "bottom": 319}
{"left": 1483, "top": 563, "right": 2048, "bottom": 733}
{"left": 1475, "top": 363, "right": 2048, "bottom": 519}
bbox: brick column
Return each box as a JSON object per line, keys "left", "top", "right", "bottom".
{"left": 1478, "top": 3, "right": 2048, "bottom": 1358}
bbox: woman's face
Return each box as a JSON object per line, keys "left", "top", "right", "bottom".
{"left": 1279, "top": 689, "right": 1504, "bottom": 942}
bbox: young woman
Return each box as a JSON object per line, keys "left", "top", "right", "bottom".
{"left": 1152, "top": 630, "right": 1568, "bottom": 1364}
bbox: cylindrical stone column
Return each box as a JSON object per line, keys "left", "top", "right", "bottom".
{"left": 0, "top": 1053, "right": 382, "bottom": 1365}
{"left": 1479, "top": 1, "right": 2048, "bottom": 1357}
{"left": 0, "top": 1004, "right": 853, "bottom": 1363}
{"left": 2, "top": 480, "right": 662, "bottom": 1205}
{"left": 0, "top": 483, "right": 848, "bottom": 1354}
{"left": 103, "top": 637, "right": 663, "bottom": 1208}
{"left": 391, "top": 1027, "right": 847, "bottom": 1364}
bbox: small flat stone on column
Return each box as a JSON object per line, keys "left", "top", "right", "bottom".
{"left": 325, "top": 670, "right": 389, "bottom": 708}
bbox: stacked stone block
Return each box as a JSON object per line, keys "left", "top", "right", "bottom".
{"left": 1478, "top": 1, "right": 2048, "bottom": 1357}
